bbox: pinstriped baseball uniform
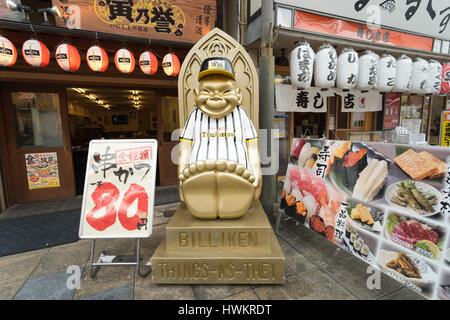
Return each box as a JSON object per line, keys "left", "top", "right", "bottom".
{"left": 180, "top": 106, "right": 258, "bottom": 171}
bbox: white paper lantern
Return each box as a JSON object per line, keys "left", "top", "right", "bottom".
{"left": 22, "top": 39, "right": 50, "bottom": 68}
{"left": 139, "top": 51, "right": 158, "bottom": 75}
{"left": 162, "top": 53, "right": 180, "bottom": 76}
{"left": 426, "top": 60, "right": 442, "bottom": 95}
{"left": 392, "top": 55, "right": 412, "bottom": 92}
{"left": 410, "top": 58, "right": 429, "bottom": 94}
{"left": 0, "top": 36, "right": 17, "bottom": 67}
{"left": 314, "top": 43, "right": 336, "bottom": 89}
{"left": 114, "top": 48, "right": 135, "bottom": 74}
{"left": 376, "top": 54, "right": 396, "bottom": 92}
{"left": 356, "top": 50, "right": 379, "bottom": 91}
{"left": 290, "top": 41, "right": 315, "bottom": 89}
{"left": 337, "top": 48, "right": 359, "bottom": 90}
{"left": 87, "top": 45, "right": 109, "bottom": 73}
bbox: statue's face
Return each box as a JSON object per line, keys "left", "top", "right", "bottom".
{"left": 194, "top": 75, "right": 242, "bottom": 118}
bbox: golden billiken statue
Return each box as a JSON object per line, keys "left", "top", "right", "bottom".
{"left": 178, "top": 57, "right": 262, "bottom": 219}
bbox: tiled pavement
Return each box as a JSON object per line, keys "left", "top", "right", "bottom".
{"left": 0, "top": 202, "right": 426, "bottom": 300}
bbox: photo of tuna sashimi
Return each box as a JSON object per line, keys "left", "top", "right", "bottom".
{"left": 282, "top": 164, "right": 346, "bottom": 241}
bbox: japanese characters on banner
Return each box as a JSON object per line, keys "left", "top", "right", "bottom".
{"left": 51, "top": 0, "right": 216, "bottom": 44}
{"left": 275, "top": 85, "right": 332, "bottom": 113}
{"left": 25, "top": 152, "right": 60, "bottom": 190}
{"left": 281, "top": 138, "right": 450, "bottom": 300}
{"left": 393, "top": 55, "right": 413, "bottom": 92}
{"left": 336, "top": 47, "right": 359, "bottom": 91}
{"left": 314, "top": 43, "right": 337, "bottom": 89}
{"left": 290, "top": 41, "right": 315, "bottom": 89}
{"left": 79, "top": 140, "right": 158, "bottom": 239}
{"left": 340, "top": 89, "right": 383, "bottom": 113}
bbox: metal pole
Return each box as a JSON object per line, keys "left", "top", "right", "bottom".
{"left": 259, "top": 0, "right": 276, "bottom": 217}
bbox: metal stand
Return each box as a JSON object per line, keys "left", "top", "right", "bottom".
{"left": 89, "top": 238, "right": 152, "bottom": 278}
{"left": 275, "top": 208, "right": 283, "bottom": 235}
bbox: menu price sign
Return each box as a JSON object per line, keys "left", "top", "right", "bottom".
{"left": 79, "top": 140, "right": 157, "bottom": 239}
{"left": 281, "top": 138, "right": 450, "bottom": 300}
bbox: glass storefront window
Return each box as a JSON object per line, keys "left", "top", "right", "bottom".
{"left": 12, "top": 92, "right": 63, "bottom": 148}
{"left": 161, "top": 96, "right": 179, "bottom": 142}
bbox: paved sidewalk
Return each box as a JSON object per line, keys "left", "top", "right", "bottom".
{"left": 0, "top": 202, "right": 425, "bottom": 300}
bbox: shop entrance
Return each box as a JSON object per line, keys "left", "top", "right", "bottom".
{"left": 67, "top": 87, "right": 179, "bottom": 195}
{"left": 1, "top": 85, "right": 75, "bottom": 204}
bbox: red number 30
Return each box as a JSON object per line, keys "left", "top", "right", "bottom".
{"left": 86, "top": 183, "right": 149, "bottom": 232}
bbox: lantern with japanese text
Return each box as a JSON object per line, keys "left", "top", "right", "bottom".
{"left": 426, "top": 60, "right": 442, "bottom": 95}
{"left": 139, "top": 51, "right": 158, "bottom": 75}
{"left": 290, "top": 41, "right": 315, "bottom": 89}
{"left": 55, "top": 43, "right": 81, "bottom": 73}
{"left": 410, "top": 58, "right": 429, "bottom": 94}
{"left": 86, "top": 45, "right": 109, "bottom": 73}
{"left": 162, "top": 53, "right": 180, "bottom": 76}
{"left": 0, "top": 36, "right": 17, "bottom": 67}
{"left": 314, "top": 43, "right": 337, "bottom": 89}
{"left": 114, "top": 48, "right": 135, "bottom": 74}
{"left": 392, "top": 54, "right": 412, "bottom": 92}
{"left": 22, "top": 39, "right": 50, "bottom": 68}
{"left": 376, "top": 54, "right": 396, "bottom": 92}
{"left": 441, "top": 63, "right": 450, "bottom": 95}
{"left": 336, "top": 48, "right": 359, "bottom": 91}
{"left": 356, "top": 50, "right": 379, "bottom": 91}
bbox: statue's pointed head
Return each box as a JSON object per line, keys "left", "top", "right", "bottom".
{"left": 194, "top": 57, "right": 242, "bottom": 118}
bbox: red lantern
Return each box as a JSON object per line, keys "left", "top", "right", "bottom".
{"left": 22, "top": 39, "right": 50, "bottom": 68}
{"left": 139, "top": 51, "right": 158, "bottom": 75}
{"left": 162, "top": 53, "right": 180, "bottom": 76}
{"left": 0, "top": 36, "right": 17, "bottom": 67}
{"left": 55, "top": 43, "right": 81, "bottom": 72}
{"left": 87, "top": 45, "right": 109, "bottom": 73}
{"left": 114, "top": 48, "right": 135, "bottom": 74}
{"left": 441, "top": 63, "right": 450, "bottom": 95}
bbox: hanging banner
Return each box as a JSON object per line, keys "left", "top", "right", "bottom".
{"left": 79, "top": 139, "right": 158, "bottom": 239}
{"left": 339, "top": 89, "right": 383, "bottom": 112}
{"left": 383, "top": 92, "right": 401, "bottom": 129}
{"left": 293, "top": 10, "right": 434, "bottom": 52}
{"left": 275, "top": 84, "right": 332, "bottom": 112}
{"left": 440, "top": 111, "right": 450, "bottom": 147}
{"left": 25, "top": 152, "right": 60, "bottom": 190}
{"left": 281, "top": 138, "right": 450, "bottom": 300}
{"left": 52, "top": 0, "right": 216, "bottom": 44}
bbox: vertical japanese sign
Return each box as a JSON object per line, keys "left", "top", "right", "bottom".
{"left": 52, "top": 0, "right": 216, "bottom": 43}
{"left": 440, "top": 111, "right": 450, "bottom": 147}
{"left": 383, "top": 92, "right": 401, "bottom": 129}
{"left": 25, "top": 152, "right": 60, "bottom": 190}
{"left": 79, "top": 140, "right": 157, "bottom": 239}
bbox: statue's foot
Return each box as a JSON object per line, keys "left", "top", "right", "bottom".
{"left": 179, "top": 159, "right": 255, "bottom": 219}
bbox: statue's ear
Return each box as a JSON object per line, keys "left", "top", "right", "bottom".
{"left": 236, "top": 87, "right": 242, "bottom": 105}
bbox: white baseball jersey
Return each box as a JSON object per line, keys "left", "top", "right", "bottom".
{"left": 181, "top": 106, "right": 258, "bottom": 170}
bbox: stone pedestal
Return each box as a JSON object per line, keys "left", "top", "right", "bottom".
{"left": 151, "top": 201, "right": 285, "bottom": 284}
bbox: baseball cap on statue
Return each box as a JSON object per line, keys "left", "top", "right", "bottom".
{"left": 198, "top": 57, "right": 235, "bottom": 81}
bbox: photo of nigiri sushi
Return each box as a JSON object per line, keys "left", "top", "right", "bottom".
{"left": 328, "top": 141, "right": 391, "bottom": 202}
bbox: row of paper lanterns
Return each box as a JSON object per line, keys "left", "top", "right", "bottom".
{"left": 0, "top": 36, "right": 180, "bottom": 76}
{"left": 290, "top": 41, "right": 450, "bottom": 95}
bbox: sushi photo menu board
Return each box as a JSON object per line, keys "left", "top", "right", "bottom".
{"left": 280, "top": 138, "right": 450, "bottom": 300}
